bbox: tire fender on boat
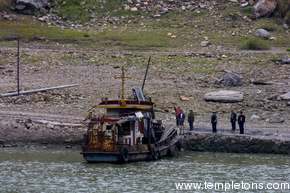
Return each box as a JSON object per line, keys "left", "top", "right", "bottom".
{"left": 120, "top": 147, "right": 129, "bottom": 162}
{"left": 176, "top": 140, "right": 182, "bottom": 151}
{"left": 150, "top": 146, "right": 159, "bottom": 160}
{"left": 167, "top": 145, "right": 178, "bottom": 157}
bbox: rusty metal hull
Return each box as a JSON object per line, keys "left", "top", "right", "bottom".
{"left": 82, "top": 136, "right": 181, "bottom": 163}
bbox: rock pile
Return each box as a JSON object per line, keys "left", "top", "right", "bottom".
{"left": 123, "top": 0, "right": 216, "bottom": 16}
{"left": 0, "top": 12, "right": 16, "bottom": 21}
{"left": 15, "top": 0, "right": 50, "bottom": 15}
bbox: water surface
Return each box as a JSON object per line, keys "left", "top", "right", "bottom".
{"left": 0, "top": 148, "right": 289, "bottom": 193}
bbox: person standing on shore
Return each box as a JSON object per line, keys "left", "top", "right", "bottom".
{"left": 230, "top": 110, "right": 237, "bottom": 132}
{"left": 211, "top": 112, "right": 218, "bottom": 133}
{"left": 174, "top": 106, "right": 182, "bottom": 126}
{"left": 238, "top": 111, "right": 246, "bottom": 134}
{"left": 188, "top": 110, "right": 195, "bottom": 131}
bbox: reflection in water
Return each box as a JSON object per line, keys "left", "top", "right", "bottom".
{"left": 0, "top": 148, "right": 289, "bottom": 193}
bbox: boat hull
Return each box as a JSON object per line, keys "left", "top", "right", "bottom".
{"left": 82, "top": 151, "right": 151, "bottom": 163}
{"left": 82, "top": 139, "right": 181, "bottom": 163}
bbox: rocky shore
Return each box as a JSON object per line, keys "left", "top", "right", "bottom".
{"left": 1, "top": 110, "right": 290, "bottom": 156}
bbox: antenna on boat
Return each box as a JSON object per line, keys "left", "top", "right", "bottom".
{"left": 142, "top": 56, "right": 151, "bottom": 91}
{"left": 121, "top": 66, "right": 125, "bottom": 100}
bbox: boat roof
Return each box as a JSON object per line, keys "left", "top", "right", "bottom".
{"left": 95, "top": 99, "right": 154, "bottom": 110}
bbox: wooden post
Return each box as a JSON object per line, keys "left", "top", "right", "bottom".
{"left": 17, "top": 39, "right": 20, "bottom": 95}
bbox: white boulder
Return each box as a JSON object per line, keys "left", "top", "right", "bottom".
{"left": 204, "top": 90, "right": 244, "bottom": 103}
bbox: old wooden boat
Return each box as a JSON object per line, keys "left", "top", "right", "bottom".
{"left": 81, "top": 66, "right": 181, "bottom": 163}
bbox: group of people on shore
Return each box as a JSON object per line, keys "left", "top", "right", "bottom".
{"left": 174, "top": 107, "right": 246, "bottom": 134}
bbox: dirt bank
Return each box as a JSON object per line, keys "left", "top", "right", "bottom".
{"left": 0, "top": 111, "right": 85, "bottom": 146}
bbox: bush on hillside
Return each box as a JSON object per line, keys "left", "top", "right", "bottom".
{"left": 240, "top": 38, "right": 270, "bottom": 50}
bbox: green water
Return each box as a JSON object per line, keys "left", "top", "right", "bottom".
{"left": 0, "top": 148, "right": 289, "bottom": 193}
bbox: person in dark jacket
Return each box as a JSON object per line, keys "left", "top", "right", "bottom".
{"left": 179, "top": 110, "right": 185, "bottom": 127}
{"left": 179, "top": 110, "right": 186, "bottom": 134}
{"left": 188, "top": 110, "right": 195, "bottom": 131}
{"left": 230, "top": 110, "right": 237, "bottom": 132}
{"left": 238, "top": 111, "right": 246, "bottom": 134}
{"left": 211, "top": 112, "right": 218, "bottom": 133}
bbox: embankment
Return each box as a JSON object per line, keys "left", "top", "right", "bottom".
{"left": 183, "top": 132, "right": 290, "bottom": 155}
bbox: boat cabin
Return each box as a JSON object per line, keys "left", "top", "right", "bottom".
{"left": 84, "top": 93, "right": 158, "bottom": 152}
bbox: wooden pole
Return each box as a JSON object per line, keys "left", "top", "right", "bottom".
{"left": 0, "top": 84, "right": 78, "bottom": 97}
{"left": 17, "top": 39, "right": 20, "bottom": 95}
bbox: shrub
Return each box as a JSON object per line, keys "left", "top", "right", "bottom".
{"left": 240, "top": 38, "right": 270, "bottom": 50}
{"left": 287, "top": 48, "right": 290, "bottom": 52}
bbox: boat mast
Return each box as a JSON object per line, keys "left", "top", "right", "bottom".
{"left": 115, "top": 66, "right": 130, "bottom": 100}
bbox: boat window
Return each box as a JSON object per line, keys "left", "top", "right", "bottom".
{"left": 106, "top": 109, "right": 120, "bottom": 117}
{"left": 118, "top": 121, "right": 131, "bottom": 136}
{"left": 106, "top": 125, "right": 112, "bottom": 130}
{"left": 107, "top": 108, "right": 137, "bottom": 117}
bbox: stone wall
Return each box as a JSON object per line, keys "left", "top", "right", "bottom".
{"left": 183, "top": 132, "right": 290, "bottom": 154}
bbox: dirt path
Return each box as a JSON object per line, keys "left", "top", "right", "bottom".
{"left": 0, "top": 110, "right": 83, "bottom": 123}
{"left": 0, "top": 45, "right": 289, "bottom": 56}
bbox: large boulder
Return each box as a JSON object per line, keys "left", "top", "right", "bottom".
{"left": 255, "top": 28, "right": 271, "bottom": 39}
{"left": 15, "top": 0, "right": 50, "bottom": 15}
{"left": 204, "top": 90, "right": 244, "bottom": 103}
{"left": 253, "top": 0, "right": 278, "bottom": 18}
{"left": 253, "top": 0, "right": 290, "bottom": 26}
{"left": 219, "top": 72, "right": 243, "bottom": 87}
